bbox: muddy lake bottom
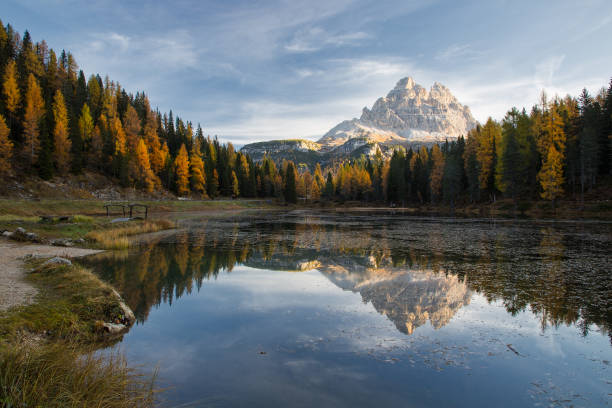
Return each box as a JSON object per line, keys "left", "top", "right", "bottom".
{"left": 82, "top": 211, "right": 612, "bottom": 407}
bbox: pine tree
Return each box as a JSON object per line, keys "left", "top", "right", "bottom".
{"left": 463, "top": 128, "right": 480, "bottom": 202}
{"left": 429, "top": 144, "right": 445, "bottom": 203}
{"left": 52, "top": 89, "right": 71, "bottom": 174}
{"left": 174, "top": 143, "right": 190, "bottom": 196}
{"left": 189, "top": 143, "right": 207, "bottom": 197}
{"left": 22, "top": 73, "right": 45, "bottom": 169}
{"left": 284, "top": 161, "right": 297, "bottom": 203}
{"left": 209, "top": 169, "right": 219, "bottom": 198}
{"left": 323, "top": 171, "right": 334, "bottom": 199}
{"left": 0, "top": 114, "right": 13, "bottom": 176}
{"left": 231, "top": 170, "right": 240, "bottom": 198}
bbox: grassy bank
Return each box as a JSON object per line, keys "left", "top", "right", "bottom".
{"left": 0, "top": 259, "right": 157, "bottom": 407}
{"left": 0, "top": 198, "right": 273, "bottom": 218}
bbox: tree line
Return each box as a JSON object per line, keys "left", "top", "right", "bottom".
{"left": 0, "top": 22, "right": 610, "bottom": 206}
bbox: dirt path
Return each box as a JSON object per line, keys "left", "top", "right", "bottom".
{"left": 0, "top": 238, "right": 103, "bottom": 311}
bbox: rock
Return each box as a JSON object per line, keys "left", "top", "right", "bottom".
{"left": 111, "top": 289, "right": 136, "bottom": 324}
{"left": 25, "top": 232, "right": 40, "bottom": 242}
{"left": 15, "top": 227, "right": 26, "bottom": 234}
{"left": 111, "top": 217, "right": 132, "bottom": 223}
{"left": 102, "top": 322, "right": 127, "bottom": 335}
{"left": 74, "top": 238, "right": 85, "bottom": 244}
{"left": 42, "top": 257, "right": 72, "bottom": 267}
{"left": 51, "top": 238, "right": 74, "bottom": 247}
{"left": 2, "top": 231, "right": 13, "bottom": 238}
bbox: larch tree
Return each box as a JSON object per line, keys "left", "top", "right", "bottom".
{"left": 189, "top": 143, "right": 207, "bottom": 197}
{"left": 111, "top": 116, "right": 127, "bottom": 156}
{"left": 174, "top": 143, "right": 190, "bottom": 196}
{"left": 22, "top": 73, "right": 45, "bottom": 169}
{"left": 310, "top": 177, "right": 321, "bottom": 200}
{"left": 538, "top": 144, "right": 565, "bottom": 204}
{"left": 123, "top": 105, "right": 141, "bottom": 152}
{"left": 476, "top": 118, "right": 501, "bottom": 195}
{"left": 135, "top": 138, "right": 156, "bottom": 192}
{"left": 78, "top": 103, "right": 94, "bottom": 150}
{"left": 231, "top": 170, "right": 240, "bottom": 199}
{"left": 0, "top": 114, "right": 13, "bottom": 176}
{"left": 2, "top": 60, "right": 20, "bottom": 125}
{"left": 52, "top": 90, "right": 71, "bottom": 174}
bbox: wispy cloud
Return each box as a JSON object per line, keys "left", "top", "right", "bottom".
{"left": 435, "top": 43, "right": 484, "bottom": 62}
{"left": 285, "top": 27, "right": 371, "bottom": 53}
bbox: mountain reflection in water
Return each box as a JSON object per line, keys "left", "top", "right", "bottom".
{"left": 84, "top": 213, "right": 611, "bottom": 342}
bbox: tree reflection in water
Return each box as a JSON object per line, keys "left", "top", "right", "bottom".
{"left": 84, "top": 213, "right": 611, "bottom": 342}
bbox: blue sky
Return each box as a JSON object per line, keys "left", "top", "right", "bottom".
{"left": 2, "top": 0, "right": 611, "bottom": 145}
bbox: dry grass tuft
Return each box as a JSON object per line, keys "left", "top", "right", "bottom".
{"left": 85, "top": 219, "right": 175, "bottom": 250}
{"left": 0, "top": 342, "right": 157, "bottom": 408}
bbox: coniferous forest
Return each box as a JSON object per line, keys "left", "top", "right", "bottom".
{"left": 0, "top": 22, "right": 610, "bottom": 207}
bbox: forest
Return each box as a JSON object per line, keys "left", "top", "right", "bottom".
{"left": 0, "top": 21, "right": 610, "bottom": 207}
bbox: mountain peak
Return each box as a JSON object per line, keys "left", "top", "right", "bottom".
{"left": 394, "top": 76, "right": 416, "bottom": 90}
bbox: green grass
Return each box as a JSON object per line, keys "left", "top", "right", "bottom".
{"left": 0, "top": 261, "right": 126, "bottom": 344}
{"left": 0, "top": 260, "right": 158, "bottom": 407}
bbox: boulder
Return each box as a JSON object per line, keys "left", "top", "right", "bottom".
{"left": 102, "top": 322, "right": 127, "bottom": 335}
{"left": 2, "top": 231, "right": 13, "bottom": 238}
{"left": 42, "top": 257, "right": 72, "bottom": 267}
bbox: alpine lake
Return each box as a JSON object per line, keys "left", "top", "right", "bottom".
{"left": 82, "top": 210, "right": 612, "bottom": 407}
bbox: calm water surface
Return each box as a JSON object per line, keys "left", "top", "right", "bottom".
{"left": 84, "top": 211, "right": 612, "bottom": 407}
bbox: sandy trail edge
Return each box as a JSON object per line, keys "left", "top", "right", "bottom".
{"left": 0, "top": 238, "right": 103, "bottom": 311}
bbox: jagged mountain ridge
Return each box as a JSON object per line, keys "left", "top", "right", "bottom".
{"left": 240, "top": 77, "right": 477, "bottom": 165}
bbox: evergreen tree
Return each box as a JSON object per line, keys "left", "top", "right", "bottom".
{"left": 429, "top": 144, "right": 445, "bottom": 203}
{"left": 323, "top": 172, "right": 334, "bottom": 199}
{"left": 52, "top": 89, "right": 71, "bottom": 174}
{"left": 284, "top": 161, "right": 297, "bottom": 203}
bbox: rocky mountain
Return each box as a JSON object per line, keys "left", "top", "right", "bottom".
{"left": 240, "top": 77, "right": 477, "bottom": 165}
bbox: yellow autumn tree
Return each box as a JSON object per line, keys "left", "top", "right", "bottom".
{"left": 111, "top": 116, "right": 127, "bottom": 156}
{"left": 476, "top": 118, "right": 501, "bottom": 191}
{"left": 135, "top": 138, "right": 157, "bottom": 192}
{"left": 3, "top": 60, "right": 20, "bottom": 120}
{"left": 0, "top": 114, "right": 13, "bottom": 176}
{"left": 144, "top": 112, "right": 164, "bottom": 174}
{"left": 78, "top": 103, "right": 94, "bottom": 147}
{"left": 538, "top": 145, "right": 564, "bottom": 203}
{"left": 231, "top": 170, "right": 240, "bottom": 198}
{"left": 123, "top": 105, "right": 141, "bottom": 152}
{"left": 174, "top": 144, "right": 190, "bottom": 196}
{"left": 22, "top": 74, "right": 45, "bottom": 168}
{"left": 52, "top": 90, "right": 71, "bottom": 174}
{"left": 310, "top": 178, "right": 321, "bottom": 200}
{"left": 189, "top": 143, "right": 207, "bottom": 197}
{"left": 430, "top": 144, "right": 445, "bottom": 202}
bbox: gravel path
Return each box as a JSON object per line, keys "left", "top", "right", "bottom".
{"left": 0, "top": 238, "right": 103, "bottom": 311}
